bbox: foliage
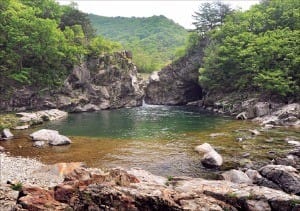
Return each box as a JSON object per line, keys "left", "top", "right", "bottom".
{"left": 0, "top": 0, "right": 121, "bottom": 92}
{"left": 192, "top": 1, "right": 232, "bottom": 36}
{"left": 199, "top": 0, "right": 300, "bottom": 98}
{"left": 11, "top": 182, "right": 23, "bottom": 191}
{"left": 89, "top": 14, "right": 189, "bottom": 73}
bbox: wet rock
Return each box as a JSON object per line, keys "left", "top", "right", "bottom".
{"left": 30, "top": 129, "right": 72, "bottom": 146}
{"left": 73, "top": 104, "right": 100, "bottom": 112}
{"left": 236, "top": 111, "right": 248, "bottom": 120}
{"left": 249, "top": 129, "right": 261, "bottom": 136}
{"left": 33, "top": 141, "right": 46, "bottom": 148}
{"left": 285, "top": 136, "right": 300, "bottom": 147}
{"left": 221, "top": 169, "right": 252, "bottom": 184}
{"left": 259, "top": 165, "right": 300, "bottom": 195}
{"left": 195, "top": 143, "right": 223, "bottom": 168}
{"left": 13, "top": 125, "right": 29, "bottom": 130}
{"left": 1, "top": 128, "right": 13, "bottom": 140}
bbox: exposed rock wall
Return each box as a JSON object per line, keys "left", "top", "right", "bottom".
{"left": 0, "top": 51, "right": 144, "bottom": 112}
{"left": 144, "top": 38, "right": 207, "bottom": 105}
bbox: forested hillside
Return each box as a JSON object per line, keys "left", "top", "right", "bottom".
{"left": 89, "top": 14, "right": 189, "bottom": 72}
{"left": 0, "top": 0, "right": 120, "bottom": 93}
{"left": 196, "top": 0, "right": 300, "bottom": 99}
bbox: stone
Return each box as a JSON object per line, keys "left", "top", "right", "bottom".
{"left": 13, "top": 125, "right": 29, "bottom": 130}
{"left": 30, "top": 129, "right": 72, "bottom": 146}
{"left": 17, "top": 186, "right": 70, "bottom": 210}
{"left": 201, "top": 150, "right": 223, "bottom": 168}
{"left": 33, "top": 141, "right": 46, "bottom": 148}
{"left": 249, "top": 129, "right": 261, "bottom": 136}
{"left": 254, "top": 102, "right": 270, "bottom": 117}
{"left": 195, "top": 143, "right": 223, "bottom": 168}
{"left": 285, "top": 136, "right": 300, "bottom": 147}
{"left": 145, "top": 38, "right": 207, "bottom": 105}
{"left": 236, "top": 112, "right": 247, "bottom": 120}
{"left": 259, "top": 165, "right": 300, "bottom": 195}
{"left": 0, "top": 146, "right": 4, "bottom": 152}
{"left": 245, "top": 169, "right": 262, "bottom": 183}
{"left": 13, "top": 166, "right": 300, "bottom": 211}
{"left": 194, "top": 143, "right": 214, "bottom": 154}
{"left": 221, "top": 169, "right": 252, "bottom": 184}
{"left": 1, "top": 128, "right": 13, "bottom": 140}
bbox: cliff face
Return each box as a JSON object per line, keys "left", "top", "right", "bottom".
{"left": 0, "top": 51, "right": 144, "bottom": 112}
{"left": 144, "top": 38, "right": 207, "bottom": 105}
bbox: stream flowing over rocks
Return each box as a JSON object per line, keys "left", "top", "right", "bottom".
{"left": 0, "top": 51, "right": 144, "bottom": 112}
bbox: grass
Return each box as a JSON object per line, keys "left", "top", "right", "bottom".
{"left": 0, "top": 113, "right": 19, "bottom": 130}
{"left": 11, "top": 182, "right": 23, "bottom": 191}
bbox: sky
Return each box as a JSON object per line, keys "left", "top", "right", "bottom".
{"left": 57, "top": 1, "right": 260, "bottom": 29}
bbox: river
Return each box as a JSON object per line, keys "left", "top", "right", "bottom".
{"left": 1, "top": 105, "right": 298, "bottom": 178}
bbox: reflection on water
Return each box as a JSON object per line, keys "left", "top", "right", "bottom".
{"left": 1, "top": 105, "right": 298, "bottom": 178}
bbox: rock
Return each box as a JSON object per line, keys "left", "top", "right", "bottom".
{"left": 145, "top": 38, "right": 207, "bottom": 105}
{"left": 221, "top": 169, "right": 252, "bottom": 184}
{"left": 245, "top": 169, "right": 262, "bottom": 183}
{"left": 33, "top": 141, "right": 46, "bottom": 148}
{"left": 17, "top": 186, "right": 70, "bottom": 210}
{"left": 0, "top": 146, "right": 4, "bottom": 152}
{"left": 13, "top": 166, "right": 300, "bottom": 211}
{"left": 209, "top": 133, "right": 226, "bottom": 138}
{"left": 13, "top": 125, "right": 29, "bottom": 130}
{"left": 73, "top": 104, "right": 100, "bottom": 112}
{"left": 259, "top": 165, "right": 300, "bottom": 195}
{"left": 249, "top": 129, "right": 261, "bottom": 136}
{"left": 30, "top": 129, "right": 72, "bottom": 146}
{"left": 195, "top": 143, "right": 223, "bottom": 168}
{"left": 285, "top": 136, "right": 300, "bottom": 147}
{"left": 194, "top": 143, "right": 214, "bottom": 154}
{"left": 0, "top": 185, "right": 19, "bottom": 211}
{"left": 254, "top": 102, "right": 270, "bottom": 117}
{"left": 1, "top": 128, "right": 13, "bottom": 140}
{"left": 236, "top": 112, "right": 247, "bottom": 120}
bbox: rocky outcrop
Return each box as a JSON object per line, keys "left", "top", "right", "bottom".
{"left": 0, "top": 51, "right": 144, "bottom": 112}
{"left": 30, "top": 129, "right": 72, "bottom": 146}
{"left": 144, "top": 39, "right": 207, "bottom": 105}
{"left": 14, "top": 167, "right": 300, "bottom": 211}
{"left": 195, "top": 143, "right": 223, "bottom": 168}
{"left": 259, "top": 165, "right": 300, "bottom": 195}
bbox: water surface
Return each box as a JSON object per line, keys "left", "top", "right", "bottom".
{"left": 1, "top": 105, "right": 298, "bottom": 178}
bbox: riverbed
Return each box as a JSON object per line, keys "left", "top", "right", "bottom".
{"left": 1, "top": 105, "right": 298, "bottom": 178}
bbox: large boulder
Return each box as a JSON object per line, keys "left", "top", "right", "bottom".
{"left": 259, "top": 165, "right": 300, "bottom": 195}
{"left": 144, "top": 38, "right": 207, "bottom": 105}
{"left": 195, "top": 143, "right": 223, "bottom": 168}
{"left": 30, "top": 129, "right": 72, "bottom": 146}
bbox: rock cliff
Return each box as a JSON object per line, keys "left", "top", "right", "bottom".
{"left": 144, "top": 38, "right": 207, "bottom": 105}
{"left": 0, "top": 51, "right": 144, "bottom": 112}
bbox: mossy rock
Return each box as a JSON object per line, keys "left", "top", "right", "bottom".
{"left": 0, "top": 113, "right": 19, "bottom": 130}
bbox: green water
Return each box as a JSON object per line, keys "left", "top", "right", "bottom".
{"left": 44, "top": 105, "right": 230, "bottom": 140}
{"left": 1, "top": 105, "right": 298, "bottom": 178}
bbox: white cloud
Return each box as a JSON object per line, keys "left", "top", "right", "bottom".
{"left": 56, "top": 1, "right": 259, "bottom": 29}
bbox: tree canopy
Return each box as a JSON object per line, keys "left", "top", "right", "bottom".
{"left": 89, "top": 14, "right": 189, "bottom": 73}
{"left": 0, "top": 0, "right": 120, "bottom": 91}
{"left": 198, "top": 0, "right": 300, "bottom": 98}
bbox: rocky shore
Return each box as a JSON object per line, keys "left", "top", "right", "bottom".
{"left": 0, "top": 151, "right": 299, "bottom": 211}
